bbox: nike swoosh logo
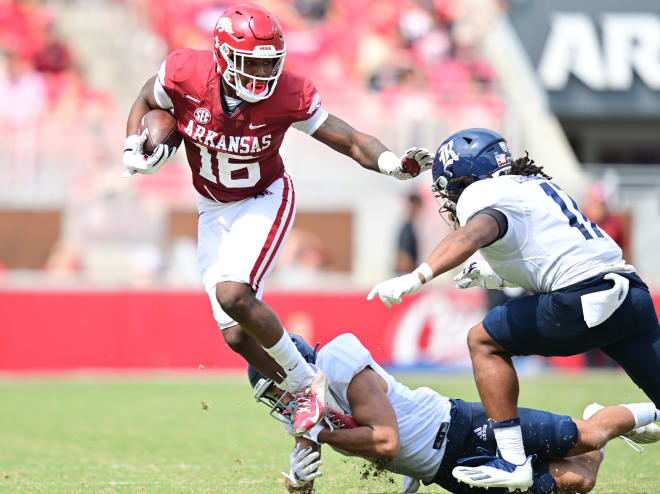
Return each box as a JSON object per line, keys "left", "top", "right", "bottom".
{"left": 249, "top": 123, "right": 266, "bottom": 129}
{"left": 307, "top": 401, "right": 321, "bottom": 424}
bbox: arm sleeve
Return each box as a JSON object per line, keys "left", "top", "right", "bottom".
{"left": 316, "top": 334, "right": 373, "bottom": 405}
{"left": 468, "top": 208, "right": 508, "bottom": 246}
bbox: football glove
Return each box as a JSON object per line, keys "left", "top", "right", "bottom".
{"left": 282, "top": 443, "right": 322, "bottom": 488}
{"left": 122, "top": 131, "right": 177, "bottom": 177}
{"left": 453, "top": 260, "right": 518, "bottom": 290}
{"left": 367, "top": 272, "right": 423, "bottom": 308}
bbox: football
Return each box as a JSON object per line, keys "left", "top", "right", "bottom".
{"left": 138, "top": 109, "right": 183, "bottom": 155}
{"left": 400, "top": 156, "right": 421, "bottom": 177}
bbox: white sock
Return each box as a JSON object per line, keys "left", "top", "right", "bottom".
{"left": 621, "top": 403, "right": 660, "bottom": 428}
{"left": 276, "top": 375, "right": 296, "bottom": 394}
{"left": 263, "top": 332, "right": 314, "bottom": 390}
{"left": 493, "top": 421, "right": 527, "bottom": 465}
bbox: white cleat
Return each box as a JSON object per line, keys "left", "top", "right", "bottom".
{"left": 625, "top": 423, "right": 660, "bottom": 444}
{"left": 583, "top": 402, "right": 660, "bottom": 454}
{"left": 452, "top": 455, "right": 534, "bottom": 492}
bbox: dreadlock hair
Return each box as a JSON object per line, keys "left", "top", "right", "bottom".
{"left": 438, "top": 151, "right": 551, "bottom": 206}
{"left": 510, "top": 151, "right": 551, "bottom": 180}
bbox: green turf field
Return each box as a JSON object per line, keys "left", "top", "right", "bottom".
{"left": 0, "top": 373, "right": 658, "bottom": 494}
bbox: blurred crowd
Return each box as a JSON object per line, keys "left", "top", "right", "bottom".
{"left": 0, "top": 0, "right": 120, "bottom": 192}
{"left": 0, "top": 0, "right": 510, "bottom": 286}
{"left": 130, "top": 0, "right": 505, "bottom": 130}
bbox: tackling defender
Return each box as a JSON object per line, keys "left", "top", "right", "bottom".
{"left": 367, "top": 128, "right": 660, "bottom": 490}
{"left": 121, "top": 3, "right": 432, "bottom": 435}
{"left": 249, "top": 333, "right": 660, "bottom": 494}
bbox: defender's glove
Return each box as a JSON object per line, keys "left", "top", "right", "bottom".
{"left": 367, "top": 272, "right": 423, "bottom": 308}
{"left": 402, "top": 476, "right": 421, "bottom": 493}
{"left": 378, "top": 148, "right": 433, "bottom": 180}
{"left": 453, "top": 260, "right": 518, "bottom": 290}
{"left": 122, "top": 131, "right": 177, "bottom": 177}
{"left": 282, "top": 443, "right": 322, "bottom": 488}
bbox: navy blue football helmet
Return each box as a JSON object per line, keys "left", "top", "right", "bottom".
{"left": 431, "top": 128, "right": 512, "bottom": 227}
{"left": 247, "top": 334, "right": 319, "bottom": 425}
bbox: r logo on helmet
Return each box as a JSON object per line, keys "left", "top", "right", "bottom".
{"left": 438, "top": 140, "right": 459, "bottom": 168}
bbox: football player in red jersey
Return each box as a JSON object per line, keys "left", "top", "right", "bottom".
{"left": 122, "top": 3, "right": 433, "bottom": 435}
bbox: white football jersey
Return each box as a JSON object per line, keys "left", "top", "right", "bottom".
{"left": 456, "top": 175, "right": 635, "bottom": 293}
{"left": 316, "top": 334, "right": 451, "bottom": 482}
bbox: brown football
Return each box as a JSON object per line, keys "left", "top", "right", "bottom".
{"left": 138, "top": 109, "right": 183, "bottom": 155}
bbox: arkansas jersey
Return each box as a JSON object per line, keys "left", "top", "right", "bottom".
{"left": 154, "top": 49, "right": 327, "bottom": 202}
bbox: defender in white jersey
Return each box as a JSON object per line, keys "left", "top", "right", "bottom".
{"left": 248, "top": 333, "right": 660, "bottom": 494}
{"left": 367, "top": 128, "right": 660, "bottom": 491}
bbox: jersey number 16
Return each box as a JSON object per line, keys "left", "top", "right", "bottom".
{"left": 194, "top": 142, "right": 261, "bottom": 188}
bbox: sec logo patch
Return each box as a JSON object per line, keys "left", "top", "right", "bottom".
{"left": 194, "top": 108, "right": 211, "bottom": 124}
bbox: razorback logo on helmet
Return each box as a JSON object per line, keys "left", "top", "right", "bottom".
{"left": 499, "top": 141, "right": 508, "bottom": 152}
{"left": 216, "top": 17, "right": 233, "bottom": 34}
{"left": 194, "top": 108, "right": 212, "bottom": 125}
{"left": 437, "top": 141, "right": 459, "bottom": 168}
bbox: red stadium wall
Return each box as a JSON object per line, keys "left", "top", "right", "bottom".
{"left": 2, "top": 290, "right": 658, "bottom": 372}
{"left": 0, "top": 289, "right": 486, "bottom": 371}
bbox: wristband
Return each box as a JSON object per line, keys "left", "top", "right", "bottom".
{"left": 414, "top": 263, "right": 434, "bottom": 283}
{"left": 303, "top": 423, "right": 325, "bottom": 444}
{"left": 377, "top": 151, "right": 399, "bottom": 175}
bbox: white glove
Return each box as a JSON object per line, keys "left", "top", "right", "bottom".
{"left": 402, "top": 476, "right": 421, "bottom": 493}
{"left": 303, "top": 423, "right": 326, "bottom": 444}
{"left": 367, "top": 272, "right": 422, "bottom": 308}
{"left": 122, "top": 131, "right": 177, "bottom": 177}
{"left": 378, "top": 148, "right": 433, "bottom": 180}
{"left": 453, "top": 260, "right": 517, "bottom": 290}
{"left": 281, "top": 443, "right": 322, "bottom": 488}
